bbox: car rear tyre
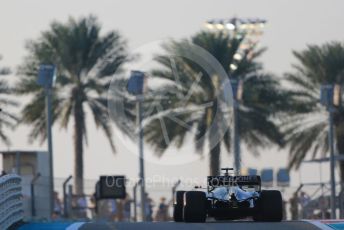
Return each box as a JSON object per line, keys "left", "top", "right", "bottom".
{"left": 173, "top": 191, "right": 185, "bottom": 222}
{"left": 253, "top": 190, "right": 283, "bottom": 222}
{"left": 183, "top": 191, "right": 207, "bottom": 223}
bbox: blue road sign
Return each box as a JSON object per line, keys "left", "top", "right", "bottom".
{"left": 127, "top": 70, "right": 145, "bottom": 95}
{"left": 277, "top": 168, "right": 290, "bottom": 187}
{"left": 261, "top": 168, "right": 273, "bottom": 187}
{"left": 37, "top": 64, "right": 56, "bottom": 88}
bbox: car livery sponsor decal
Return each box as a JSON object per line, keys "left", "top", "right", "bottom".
{"left": 208, "top": 175, "right": 260, "bottom": 187}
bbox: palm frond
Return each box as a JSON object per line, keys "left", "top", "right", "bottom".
{"left": 284, "top": 42, "right": 344, "bottom": 169}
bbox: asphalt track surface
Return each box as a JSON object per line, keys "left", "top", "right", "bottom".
{"left": 78, "top": 221, "right": 321, "bottom": 230}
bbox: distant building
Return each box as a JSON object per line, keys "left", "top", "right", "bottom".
{"left": 0, "top": 150, "right": 52, "bottom": 219}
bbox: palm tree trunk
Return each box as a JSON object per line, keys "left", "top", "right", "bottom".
{"left": 209, "top": 142, "right": 221, "bottom": 176}
{"left": 74, "top": 99, "right": 84, "bottom": 195}
{"left": 208, "top": 99, "right": 221, "bottom": 176}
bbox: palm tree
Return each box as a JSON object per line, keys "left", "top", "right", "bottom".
{"left": 143, "top": 31, "right": 288, "bottom": 175}
{"left": 284, "top": 42, "right": 344, "bottom": 183}
{"left": 16, "top": 16, "right": 129, "bottom": 194}
{"left": 0, "top": 55, "right": 17, "bottom": 145}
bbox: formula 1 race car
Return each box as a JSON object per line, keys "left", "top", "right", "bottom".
{"left": 173, "top": 168, "right": 283, "bottom": 222}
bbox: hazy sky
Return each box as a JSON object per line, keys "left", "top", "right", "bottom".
{"left": 0, "top": 0, "right": 344, "bottom": 197}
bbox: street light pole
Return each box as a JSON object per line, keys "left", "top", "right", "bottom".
{"left": 45, "top": 86, "right": 55, "bottom": 217}
{"left": 320, "top": 84, "right": 341, "bottom": 219}
{"left": 138, "top": 98, "right": 146, "bottom": 221}
{"left": 37, "top": 64, "right": 56, "bottom": 218}
{"left": 329, "top": 106, "right": 336, "bottom": 219}
{"left": 128, "top": 70, "right": 147, "bottom": 221}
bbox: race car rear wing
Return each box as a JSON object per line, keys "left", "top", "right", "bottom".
{"left": 207, "top": 175, "right": 261, "bottom": 191}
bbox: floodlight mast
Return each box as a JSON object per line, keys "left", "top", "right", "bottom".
{"left": 230, "top": 79, "right": 243, "bottom": 174}
{"left": 204, "top": 17, "right": 266, "bottom": 175}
